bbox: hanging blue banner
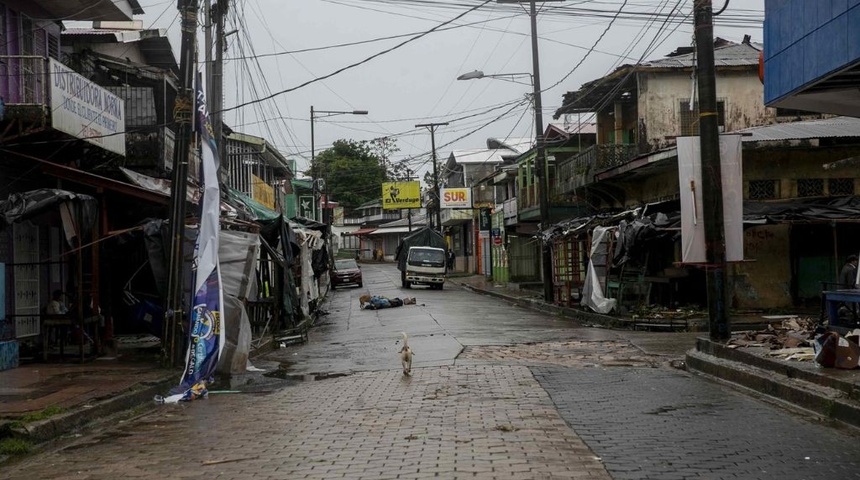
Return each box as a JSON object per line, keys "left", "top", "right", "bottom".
{"left": 157, "top": 71, "right": 224, "bottom": 404}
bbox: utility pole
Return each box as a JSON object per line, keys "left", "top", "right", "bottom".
{"left": 211, "top": 0, "right": 228, "bottom": 178}
{"left": 406, "top": 168, "right": 413, "bottom": 233}
{"left": 310, "top": 105, "right": 317, "bottom": 222}
{"left": 694, "top": 0, "right": 730, "bottom": 340}
{"left": 499, "top": 0, "right": 558, "bottom": 303}
{"left": 416, "top": 122, "right": 448, "bottom": 233}
{"left": 165, "top": 0, "right": 199, "bottom": 366}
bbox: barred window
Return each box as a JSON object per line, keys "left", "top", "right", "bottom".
{"left": 797, "top": 178, "right": 824, "bottom": 197}
{"left": 679, "top": 99, "right": 726, "bottom": 136}
{"left": 829, "top": 178, "right": 855, "bottom": 196}
{"left": 749, "top": 180, "right": 777, "bottom": 200}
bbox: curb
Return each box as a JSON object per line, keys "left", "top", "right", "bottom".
{"left": 11, "top": 374, "right": 176, "bottom": 443}
{"left": 456, "top": 282, "right": 640, "bottom": 329}
{"left": 686, "top": 338, "right": 860, "bottom": 429}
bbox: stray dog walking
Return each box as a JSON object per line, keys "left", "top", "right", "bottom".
{"left": 399, "top": 332, "right": 413, "bottom": 375}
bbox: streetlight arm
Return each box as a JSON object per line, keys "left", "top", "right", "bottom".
{"left": 312, "top": 110, "right": 369, "bottom": 119}
{"left": 456, "top": 70, "right": 533, "bottom": 85}
{"left": 309, "top": 106, "right": 368, "bottom": 223}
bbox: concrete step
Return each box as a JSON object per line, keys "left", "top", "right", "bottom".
{"left": 686, "top": 338, "right": 860, "bottom": 429}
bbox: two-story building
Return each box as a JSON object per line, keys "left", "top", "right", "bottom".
{"left": 541, "top": 35, "right": 860, "bottom": 314}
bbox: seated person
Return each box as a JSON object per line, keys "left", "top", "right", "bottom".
{"left": 46, "top": 290, "right": 68, "bottom": 315}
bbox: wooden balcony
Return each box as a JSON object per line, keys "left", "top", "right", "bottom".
{"left": 556, "top": 144, "right": 639, "bottom": 195}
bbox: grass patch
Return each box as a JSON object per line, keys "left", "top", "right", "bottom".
{"left": 0, "top": 438, "right": 32, "bottom": 455}
{"left": 19, "top": 405, "right": 66, "bottom": 424}
{"left": 8, "top": 405, "right": 67, "bottom": 429}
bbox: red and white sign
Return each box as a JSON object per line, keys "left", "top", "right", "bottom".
{"left": 440, "top": 188, "right": 472, "bottom": 208}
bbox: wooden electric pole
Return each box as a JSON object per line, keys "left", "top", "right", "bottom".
{"left": 416, "top": 122, "right": 448, "bottom": 233}
{"left": 165, "top": 0, "right": 200, "bottom": 366}
{"left": 694, "top": 0, "right": 730, "bottom": 340}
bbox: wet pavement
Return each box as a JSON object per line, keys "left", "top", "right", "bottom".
{"left": 3, "top": 263, "right": 860, "bottom": 479}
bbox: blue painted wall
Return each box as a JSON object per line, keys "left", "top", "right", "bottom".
{"left": 764, "top": 0, "right": 860, "bottom": 104}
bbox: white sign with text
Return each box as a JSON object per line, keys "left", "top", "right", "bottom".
{"left": 50, "top": 58, "right": 126, "bottom": 155}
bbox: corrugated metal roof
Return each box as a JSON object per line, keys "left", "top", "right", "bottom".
{"left": 486, "top": 137, "right": 533, "bottom": 154}
{"left": 548, "top": 121, "right": 597, "bottom": 135}
{"left": 448, "top": 149, "right": 507, "bottom": 164}
{"left": 737, "top": 116, "right": 860, "bottom": 142}
{"left": 645, "top": 42, "right": 762, "bottom": 69}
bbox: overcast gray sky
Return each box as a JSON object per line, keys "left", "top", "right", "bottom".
{"left": 135, "top": 0, "right": 764, "bottom": 178}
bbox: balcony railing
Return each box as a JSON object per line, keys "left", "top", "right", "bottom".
{"left": 501, "top": 197, "right": 517, "bottom": 226}
{"left": 556, "top": 144, "right": 639, "bottom": 195}
{"left": 0, "top": 55, "right": 49, "bottom": 106}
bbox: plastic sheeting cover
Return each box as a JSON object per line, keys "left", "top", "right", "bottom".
{"left": 582, "top": 226, "right": 617, "bottom": 314}
{"left": 0, "top": 189, "right": 97, "bottom": 236}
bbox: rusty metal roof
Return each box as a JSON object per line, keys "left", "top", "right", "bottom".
{"left": 645, "top": 41, "right": 762, "bottom": 69}
{"left": 737, "top": 116, "right": 860, "bottom": 142}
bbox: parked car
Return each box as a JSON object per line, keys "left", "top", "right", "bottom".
{"left": 332, "top": 258, "right": 363, "bottom": 289}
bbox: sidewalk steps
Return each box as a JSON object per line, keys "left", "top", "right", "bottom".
{"left": 4, "top": 375, "right": 175, "bottom": 443}
{"left": 687, "top": 338, "right": 860, "bottom": 429}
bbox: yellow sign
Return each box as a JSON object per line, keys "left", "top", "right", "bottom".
{"left": 382, "top": 181, "right": 421, "bottom": 210}
{"left": 251, "top": 174, "right": 275, "bottom": 209}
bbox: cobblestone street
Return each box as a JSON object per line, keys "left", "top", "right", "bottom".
{"left": 4, "top": 366, "right": 610, "bottom": 480}
{"left": 5, "top": 264, "right": 860, "bottom": 480}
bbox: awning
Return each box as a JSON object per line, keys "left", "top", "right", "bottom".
{"left": 6, "top": 151, "right": 171, "bottom": 205}
{"left": 348, "top": 228, "right": 377, "bottom": 236}
{"left": 370, "top": 226, "right": 415, "bottom": 235}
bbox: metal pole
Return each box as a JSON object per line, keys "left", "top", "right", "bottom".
{"left": 165, "top": 0, "right": 199, "bottom": 366}
{"left": 310, "top": 106, "right": 316, "bottom": 221}
{"left": 407, "top": 168, "right": 413, "bottom": 232}
{"left": 694, "top": 0, "right": 730, "bottom": 340}
{"left": 416, "top": 122, "right": 449, "bottom": 234}
{"left": 526, "top": 0, "right": 554, "bottom": 303}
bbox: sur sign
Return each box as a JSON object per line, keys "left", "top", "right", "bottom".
{"left": 440, "top": 188, "right": 472, "bottom": 208}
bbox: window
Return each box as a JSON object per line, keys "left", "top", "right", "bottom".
{"left": 749, "top": 180, "right": 777, "bottom": 200}
{"left": 679, "top": 99, "right": 726, "bottom": 136}
{"left": 797, "top": 178, "right": 823, "bottom": 197}
{"left": 829, "top": 178, "right": 855, "bottom": 196}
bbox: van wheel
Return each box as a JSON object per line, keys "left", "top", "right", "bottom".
{"left": 405, "top": 281, "right": 412, "bottom": 289}
{"left": 438, "top": 283, "right": 443, "bottom": 290}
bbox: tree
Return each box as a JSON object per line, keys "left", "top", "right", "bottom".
{"left": 306, "top": 139, "right": 386, "bottom": 210}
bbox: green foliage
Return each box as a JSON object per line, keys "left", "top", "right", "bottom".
{"left": 308, "top": 139, "right": 388, "bottom": 210}
{"left": 0, "top": 438, "right": 32, "bottom": 455}
{"left": 9, "top": 405, "right": 68, "bottom": 429}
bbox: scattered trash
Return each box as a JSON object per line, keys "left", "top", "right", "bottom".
{"left": 494, "top": 425, "right": 519, "bottom": 432}
{"left": 814, "top": 331, "right": 860, "bottom": 369}
{"left": 201, "top": 456, "right": 259, "bottom": 466}
{"left": 727, "top": 317, "right": 817, "bottom": 357}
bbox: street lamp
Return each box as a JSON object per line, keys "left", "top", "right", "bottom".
{"left": 458, "top": 0, "right": 562, "bottom": 304}
{"left": 310, "top": 106, "right": 368, "bottom": 223}
{"left": 456, "top": 70, "right": 533, "bottom": 85}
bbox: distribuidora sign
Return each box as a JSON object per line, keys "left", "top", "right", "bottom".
{"left": 50, "top": 58, "right": 125, "bottom": 155}
{"left": 382, "top": 181, "right": 421, "bottom": 209}
{"left": 441, "top": 188, "right": 472, "bottom": 208}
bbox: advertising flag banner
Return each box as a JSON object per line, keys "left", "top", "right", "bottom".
{"left": 157, "top": 71, "right": 224, "bottom": 404}
{"left": 382, "top": 181, "right": 421, "bottom": 209}
{"left": 677, "top": 135, "right": 743, "bottom": 263}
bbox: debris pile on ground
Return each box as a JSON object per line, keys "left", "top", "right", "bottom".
{"left": 630, "top": 304, "right": 707, "bottom": 320}
{"left": 727, "top": 316, "right": 818, "bottom": 361}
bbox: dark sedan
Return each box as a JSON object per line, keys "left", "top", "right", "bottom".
{"left": 331, "top": 258, "right": 363, "bottom": 289}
